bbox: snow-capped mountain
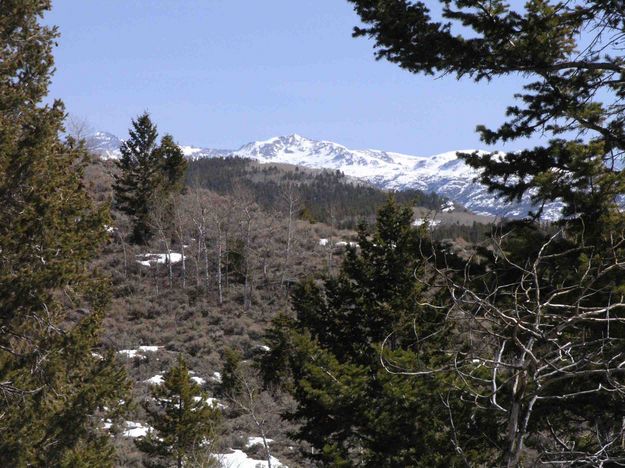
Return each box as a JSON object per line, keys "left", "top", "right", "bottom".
{"left": 179, "top": 145, "right": 233, "bottom": 160}
{"left": 88, "top": 132, "right": 560, "bottom": 219}
{"left": 85, "top": 132, "right": 124, "bottom": 160}
{"left": 230, "top": 134, "right": 560, "bottom": 219}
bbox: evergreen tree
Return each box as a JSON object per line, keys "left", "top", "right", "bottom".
{"left": 0, "top": 1, "right": 129, "bottom": 465}
{"left": 113, "top": 112, "right": 160, "bottom": 244}
{"left": 347, "top": 0, "right": 625, "bottom": 223}
{"left": 113, "top": 113, "right": 187, "bottom": 244}
{"left": 262, "top": 198, "right": 495, "bottom": 466}
{"left": 218, "top": 347, "right": 243, "bottom": 398}
{"left": 347, "top": 1, "right": 625, "bottom": 464}
{"left": 137, "top": 357, "right": 221, "bottom": 468}
{"left": 157, "top": 134, "right": 188, "bottom": 195}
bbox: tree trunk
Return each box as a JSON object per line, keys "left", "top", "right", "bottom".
{"left": 165, "top": 242, "right": 173, "bottom": 288}
{"left": 217, "top": 225, "right": 223, "bottom": 305}
{"left": 243, "top": 213, "right": 253, "bottom": 311}
{"left": 180, "top": 242, "right": 186, "bottom": 289}
{"left": 195, "top": 233, "right": 201, "bottom": 288}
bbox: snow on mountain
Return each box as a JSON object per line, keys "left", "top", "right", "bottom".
{"left": 180, "top": 145, "right": 233, "bottom": 159}
{"left": 231, "top": 134, "right": 559, "bottom": 219}
{"left": 85, "top": 132, "right": 123, "bottom": 160}
{"left": 86, "top": 133, "right": 233, "bottom": 161}
{"left": 88, "top": 132, "right": 560, "bottom": 219}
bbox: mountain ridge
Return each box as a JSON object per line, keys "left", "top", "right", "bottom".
{"left": 86, "top": 132, "right": 561, "bottom": 220}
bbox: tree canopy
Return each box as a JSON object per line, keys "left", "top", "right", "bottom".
{"left": 137, "top": 357, "right": 221, "bottom": 468}
{"left": 348, "top": 0, "right": 625, "bottom": 221}
{"left": 113, "top": 112, "right": 187, "bottom": 244}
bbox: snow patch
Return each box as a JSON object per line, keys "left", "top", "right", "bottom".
{"left": 413, "top": 218, "right": 442, "bottom": 228}
{"left": 441, "top": 200, "right": 455, "bottom": 213}
{"left": 215, "top": 449, "right": 286, "bottom": 468}
{"left": 334, "top": 241, "right": 359, "bottom": 248}
{"left": 145, "top": 374, "right": 164, "bottom": 385}
{"left": 246, "top": 436, "right": 274, "bottom": 448}
{"left": 118, "top": 346, "right": 161, "bottom": 359}
{"left": 123, "top": 421, "right": 152, "bottom": 438}
{"left": 136, "top": 252, "right": 183, "bottom": 267}
{"left": 191, "top": 376, "right": 206, "bottom": 385}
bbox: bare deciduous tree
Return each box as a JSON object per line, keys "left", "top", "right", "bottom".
{"left": 279, "top": 181, "right": 300, "bottom": 287}
{"left": 404, "top": 225, "right": 625, "bottom": 466}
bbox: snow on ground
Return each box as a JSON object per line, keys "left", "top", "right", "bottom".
{"left": 211, "top": 371, "right": 222, "bottom": 383}
{"left": 145, "top": 374, "right": 164, "bottom": 385}
{"left": 246, "top": 437, "right": 274, "bottom": 448}
{"left": 318, "top": 238, "right": 329, "bottom": 246}
{"left": 145, "top": 370, "right": 206, "bottom": 386}
{"left": 334, "top": 241, "right": 359, "bottom": 248}
{"left": 215, "top": 449, "right": 286, "bottom": 468}
{"left": 413, "top": 218, "right": 442, "bottom": 228}
{"left": 191, "top": 376, "right": 206, "bottom": 385}
{"left": 118, "top": 349, "right": 146, "bottom": 359}
{"left": 441, "top": 200, "right": 455, "bottom": 213}
{"left": 136, "top": 252, "right": 183, "bottom": 267}
{"left": 193, "top": 396, "right": 226, "bottom": 409}
{"left": 139, "top": 345, "right": 161, "bottom": 352}
{"left": 118, "top": 345, "right": 162, "bottom": 359}
{"left": 123, "top": 421, "right": 152, "bottom": 438}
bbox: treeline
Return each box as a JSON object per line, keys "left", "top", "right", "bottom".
{"left": 186, "top": 157, "right": 446, "bottom": 229}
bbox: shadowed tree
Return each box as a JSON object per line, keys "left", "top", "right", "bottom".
{"left": 0, "top": 1, "right": 129, "bottom": 465}
{"left": 262, "top": 198, "right": 495, "bottom": 466}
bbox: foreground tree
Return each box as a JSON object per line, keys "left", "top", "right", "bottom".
{"left": 0, "top": 1, "right": 128, "bottom": 465}
{"left": 137, "top": 357, "right": 221, "bottom": 468}
{"left": 113, "top": 113, "right": 187, "bottom": 244}
{"left": 348, "top": 0, "right": 625, "bottom": 464}
{"left": 262, "top": 198, "right": 495, "bottom": 466}
{"left": 431, "top": 221, "right": 625, "bottom": 466}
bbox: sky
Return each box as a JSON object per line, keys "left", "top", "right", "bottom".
{"left": 46, "top": 1, "right": 535, "bottom": 155}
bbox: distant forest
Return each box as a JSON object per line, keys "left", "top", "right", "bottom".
{"left": 187, "top": 156, "right": 447, "bottom": 229}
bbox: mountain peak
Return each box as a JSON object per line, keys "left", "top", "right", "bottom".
{"left": 86, "top": 130, "right": 562, "bottom": 220}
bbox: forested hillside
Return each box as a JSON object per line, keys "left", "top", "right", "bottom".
{"left": 186, "top": 156, "right": 448, "bottom": 229}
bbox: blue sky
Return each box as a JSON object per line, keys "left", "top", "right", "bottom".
{"left": 46, "top": 1, "right": 533, "bottom": 155}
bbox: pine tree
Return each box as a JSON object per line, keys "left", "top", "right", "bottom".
{"left": 0, "top": 1, "right": 129, "bottom": 465}
{"left": 262, "top": 198, "right": 495, "bottom": 466}
{"left": 348, "top": 0, "right": 625, "bottom": 223}
{"left": 347, "top": 1, "right": 625, "bottom": 464}
{"left": 137, "top": 357, "right": 221, "bottom": 468}
{"left": 157, "top": 134, "right": 188, "bottom": 195}
{"left": 113, "top": 113, "right": 187, "bottom": 244}
{"left": 113, "top": 112, "right": 161, "bottom": 244}
{"left": 218, "top": 347, "right": 243, "bottom": 399}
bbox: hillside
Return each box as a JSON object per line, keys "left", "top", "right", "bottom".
{"left": 87, "top": 132, "right": 562, "bottom": 220}
{"left": 185, "top": 156, "right": 457, "bottom": 229}
{"left": 80, "top": 152, "right": 496, "bottom": 466}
